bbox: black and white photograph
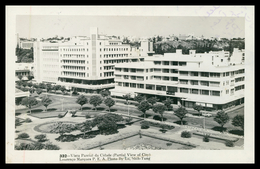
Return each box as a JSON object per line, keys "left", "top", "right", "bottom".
{"left": 6, "top": 6, "right": 254, "bottom": 163}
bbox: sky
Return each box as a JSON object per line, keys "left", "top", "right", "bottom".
{"left": 16, "top": 15, "right": 245, "bottom": 39}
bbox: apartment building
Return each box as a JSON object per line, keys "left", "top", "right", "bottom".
{"left": 33, "top": 27, "right": 153, "bottom": 93}
{"left": 111, "top": 48, "right": 245, "bottom": 110}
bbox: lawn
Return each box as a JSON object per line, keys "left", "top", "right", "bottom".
{"left": 91, "top": 134, "right": 194, "bottom": 150}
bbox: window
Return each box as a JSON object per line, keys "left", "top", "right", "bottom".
{"left": 191, "top": 89, "right": 199, "bottom": 94}
{"left": 100, "top": 42, "right": 101, "bottom": 45}
{"left": 146, "top": 84, "right": 154, "bottom": 90}
{"left": 100, "top": 73, "right": 102, "bottom": 77}
{"left": 210, "top": 73, "right": 220, "bottom": 78}
{"left": 212, "top": 91, "right": 220, "bottom": 96}
{"left": 201, "top": 90, "right": 209, "bottom": 95}
{"left": 179, "top": 62, "right": 187, "bottom": 66}
{"left": 221, "top": 59, "right": 223, "bottom": 62}
{"left": 191, "top": 72, "right": 198, "bottom": 76}
{"left": 200, "top": 81, "right": 209, "bottom": 86}
{"left": 100, "top": 67, "right": 102, "bottom": 70}
{"left": 180, "top": 80, "right": 188, "bottom": 84}
{"left": 180, "top": 88, "right": 189, "bottom": 93}
{"left": 190, "top": 80, "right": 198, "bottom": 85}
{"left": 130, "top": 83, "right": 136, "bottom": 88}
{"left": 226, "top": 89, "right": 229, "bottom": 94}
{"left": 137, "top": 84, "right": 144, "bottom": 89}
{"left": 171, "top": 61, "right": 178, "bottom": 66}
{"left": 179, "top": 71, "right": 188, "bottom": 76}
{"left": 201, "top": 72, "right": 209, "bottom": 77}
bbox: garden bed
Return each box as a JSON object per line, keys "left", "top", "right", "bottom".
{"left": 192, "top": 131, "right": 239, "bottom": 143}
{"left": 33, "top": 121, "right": 78, "bottom": 133}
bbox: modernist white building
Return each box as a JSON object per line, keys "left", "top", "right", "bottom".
{"left": 111, "top": 48, "right": 245, "bottom": 110}
{"left": 33, "top": 27, "right": 154, "bottom": 93}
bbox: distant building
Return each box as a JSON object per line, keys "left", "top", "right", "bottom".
{"left": 15, "top": 63, "right": 34, "bottom": 81}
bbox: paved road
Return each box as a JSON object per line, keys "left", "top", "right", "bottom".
{"left": 15, "top": 92, "right": 244, "bottom": 133}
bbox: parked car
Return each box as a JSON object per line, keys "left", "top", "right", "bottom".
{"left": 202, "top": 113, "right": 212, "bottom": 117}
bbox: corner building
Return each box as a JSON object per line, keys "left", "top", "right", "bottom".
{"left": 33, "top": 27, "right": 153, "bottom": 93}
{"left": 111, "top": 48, "right": 245, "bottom": 110}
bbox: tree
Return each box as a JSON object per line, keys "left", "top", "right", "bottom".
{"left": 21, "top": 97, "right": 38, "bottom": 114}
{"left": 152, "top": 104, "right": 167, "bottom": 122}
{"left": 174, "top": 106, "right": 188, "bottom": 125}
{"left": 36, "top": 88, "right": 42, "bottom": 95}
{"left": 163, "top": 98, "right": 173, "bottom": 110}
{"left": 59, "top": 86, "right": 66, "bottom": 95}
{"left": 232, "top": 114, "right": 244, "bottom": 131}
{"left": 147, "top": 97, "right": 159, "bottom": 106}
{"left": 213, "top": 110, "right": 230, "bottom": 132}
{"left": 76, "top": 120, "right": 92, "bottom": 138}
{"left": 27, "top": 82, "right": 33, "bottom": 88}
{"left": 41, "top": 97, "right": 53, "bottom": 111}
{"left": 53, "top": 85, "right": 61, "bottom": 94}
{"left": 38, "top": 83, "right": 46, "bottom": 89}
{"left": 46, "top": 83, "right": 52, "bottom": 93}
{"left": 29, "top": 88, "right": 35, "bottom": 95}
{"left": 16, "top": 81, "right": 23, "bottom": 87}
{"left": 18, "top": 74, "right": 23, "bottom": 81}
{"left": 76, "top": 95, "right": 88, "bottom": 111}
{"left": 21, "top": 81, "right": 27, "bottom": 88}
{"left": 134, "top": 94, "right": 145, "bottom": 104}
{"left": 193, "top": 104, "right": 203, "bottom": 116}
{"left": 137, "top": 100, "right": 151, "bottom": 119}
{"left": 92, "top": 113, "right": 124, "bottom": 135}
{"left": 89, "top": 95, "right": 103, "bottom": 111}
{"left": 27, "top": 75, "right": 34, "bottom": 81}
{"left": 100, "top": 90, "right": 110, "bottom": 98}
{"left": 104, "top": 97, "right": 115, "bottom": 112}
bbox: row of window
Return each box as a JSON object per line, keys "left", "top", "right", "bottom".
{"left": 179, "top": 88, "right": 221, "bottom": 96}
{"left": 62, "top": 60, "right": 86, "bottom": 64}
{"left": 62, "top": 72, "right": 86, "bottom": 77}
{"left": 62, "top": 54, "right": 86, "bottom": 58}
{"left": 61, "top": 48, "right": 86, "bottom": 52}
{"left": 103, "top": 54, "right": 129, "bottom": 58}
{"left": 62, "top": 66, "right": 86, "bottom": 70}
{"left": 154, "top": 61, "right": 187, "bottom": 66}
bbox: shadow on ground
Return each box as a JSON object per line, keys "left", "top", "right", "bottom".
{"left": 211, "top": 126, "right": 227, "bottom": 132}
{"left": 138, "top": 114, "right": 152, "bottom": 118}
{"left": 173, "top": 120, "right": 188, "bottom": 125}
{"left": 153, "top": 115, "right": 167, "bottom": 122}
{"left": 228, "top": 129, "right": 244, "bottom": 136}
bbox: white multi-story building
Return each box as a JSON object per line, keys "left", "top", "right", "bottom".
{"left": 111, "top": 48, "right": 245, "bottom": 110}
{"left": 33, "top": 27, "right": 154, "bottom": 93}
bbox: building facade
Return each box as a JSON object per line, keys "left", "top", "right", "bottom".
{"left": 33, "top": 27, "right": 154, "bottom": 93}
{"left": 15, "top": 63, "right": 34, "bottom": 81}
{"left": 111, "top": 48, "right": 245, "bottom": 110}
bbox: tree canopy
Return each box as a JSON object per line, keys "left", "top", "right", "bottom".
{"left": 76, "top": 95, "right": 88, "bottom": 111}
{"left": 152, "top": 104, "right": 167, "bottom": 122}
{"left": 104, "top": 97, "right": 115, "bottom": 112}
{"left": 213, "top": 110, "right": 230, "bottom": 131}
{"left": 174, "top": 106, "right": 188, "bottom": 125}
{"left": 137, "top": 100, "right": 151, "bottom": 118}
{"left": 21, "top": 97, "right": 38, "bottom": 114}
{"left": 232, "top": 114, "right": 244, "bottom": 131}
{"left": 41, "top": 97, "right": 52, "bottom": 111}
{"left": 89, "top": 95, "right": 103, "bottom": 111}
